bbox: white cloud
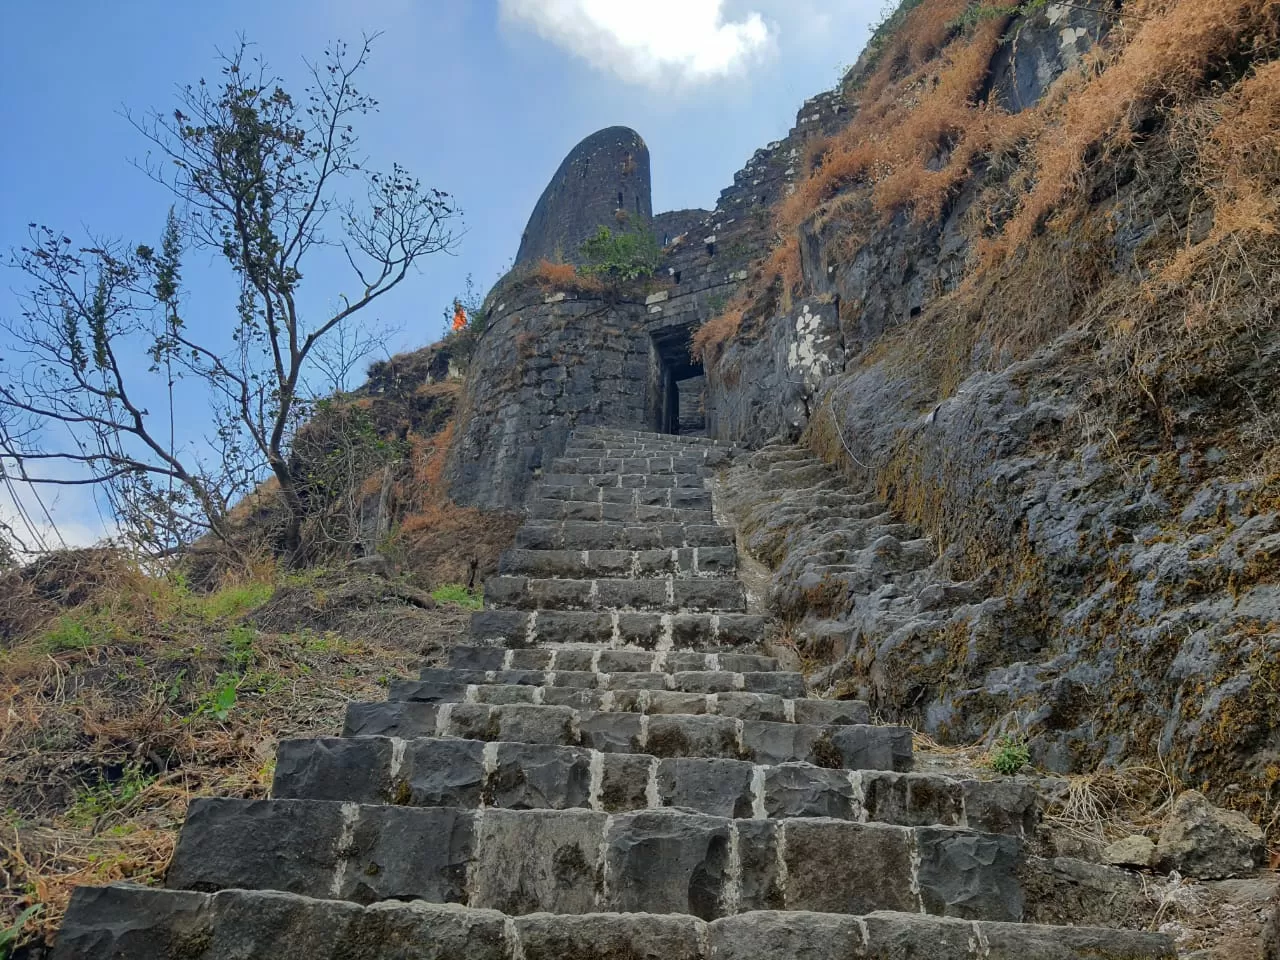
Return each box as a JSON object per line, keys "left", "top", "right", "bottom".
{"left": 499, "top": 0, "right": 775, "bottom": 89}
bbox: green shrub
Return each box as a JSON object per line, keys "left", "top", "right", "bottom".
{"left": 431, "top": 584, "right": 483, "bottom": 610}
{"left": 989, "top": 734, "right": 1031, "bottom": 775}
{"left": 578, "top": 226, "right": 662, "bottom": 283}
{"left": 38, "top": 613, "right": 122, "bottom": 652}
{"left": 192, "top": 674, "right": 239, "bottom": 722}
{"left": 226, "top": 625, "right": 258, "bottom": 668}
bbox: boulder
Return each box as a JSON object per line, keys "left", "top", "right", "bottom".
{"left": 1102, "top": 835, "right": 1156, "bottom": 870}
{"left": 348, "top": 553, "right": 394, "bottom": 577}
{"left": 1155, "top": 791, "right": 1265, "bottom": 879}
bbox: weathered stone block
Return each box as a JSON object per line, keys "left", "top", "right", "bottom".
{"left": 340, "top": 805, "right": 474, "bottom": 905}
{"left": 579, "top": 711, "right": 645, "bottom": 753}
{"left": 539, "top": 687, "right": 604, "bottom": 710}
{"left": 167, "top": 798, "right": 344, "bottom": 897}
{"left": 781, "top": 820, "right": 917, "bottom": 914}
{"left": 708, "top": 911, "right": 867, "bottom": 960}
{"left": 600, "top": 752, "right": 655, "bottom": 812}
{"left": 914, "top": 826, "right": 1024, "bottom": 921}
{"left": 791, "top": 698, "right": 870, "bottom": 726}
{"left": 647, "top": 715, "right": 742, "bottom": 759}
{"left": 598, "top": 649, "right": 658, "bottom": 673}
{"left": 402, "top": 738, "right": 487, "bottom": 808}
{"left": 608, "top": 670, "right": 669, "bottom": 690}
{"left": 740, "top": 671, "right": 807, "bottom": 696}
{"left": 487, "top": 742, "right": 593, "bottom": 810}
{"left": 468, "top": 809, "right": 604, "bottom": 915}
{"left": 449, "top": 645, "right": 507, "bottom": 671}
{"left": 860, "top": 771, "right": 964, "bottom": 829}
{"left": 273, "top": 736, "right": 393, "bottom": 804}
{"left": 657, "top": 757, "right": 755, "bottom": 817}
{"left": 712, "top": 691, "right": 785, "bottom": 722}
{"left": 515, "top": 912, "right": 706, "bottom": 960}
{"left": 344, "top": 700, "right": 438, "bottom": 738}
{"left": 603, "top": 810, "right": 730, "bottom": 918}
{"left": 763, "top": 763, "right": 858, "bottom": 819}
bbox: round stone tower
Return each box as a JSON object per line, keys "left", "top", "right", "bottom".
{"left": 514, "top": 126, "right": 653, "bottom": 267}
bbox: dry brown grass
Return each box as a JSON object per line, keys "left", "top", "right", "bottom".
{"left": 528, "top": 258, "right": 605, "bottom": 294}
{"left": 992, "top": 0, "right": 1280, "bottom": 258}
{"left": 390, "top": 422, "right": 521, "bottom": 585}
{"left": 715, "top": 0, "right": 1280, "bottom": 375}
{"left": 691, "top": 301, "right": 747, "bottom": 364}
{"left": 1159, "top": 58, "right": 1280, "bottom": 281}
{"left": 1100, "top": 54, "right": 1280, "bottom": 429}
{"left": 764, "top": 12, "right": 1015, "bottom": 295}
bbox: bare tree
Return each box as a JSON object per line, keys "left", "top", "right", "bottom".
{"left": 304, "top": 314, "right": 402, "bottom": 398}
{"left": 0, "top": 37, "right": 460, "bottom": 561}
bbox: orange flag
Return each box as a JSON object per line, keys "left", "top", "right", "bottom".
{"left": 452, "top": 301, "right": 467, "bottom": 332}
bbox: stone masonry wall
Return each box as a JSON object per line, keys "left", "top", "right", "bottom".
{"left": 515, "top": 126, "right": 653, "bottom": 268}
{"left": 446, "top": 289, "right": 651, "bottom": 509}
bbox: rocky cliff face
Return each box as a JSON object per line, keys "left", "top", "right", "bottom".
{"left": 701, "top": 0, "right": 1280, "bottom": 833}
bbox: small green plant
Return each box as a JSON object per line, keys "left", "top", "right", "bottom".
{"left": 431, "top": 583, "right": 484, "bottom": 610}
{"left": 989, "top": 734, "right": 1031, "bottom": 775}
{"left": 68, "top": 764, "right": 157, "bottom": 825}
{"left": 226, "top": 625, "right": 258, "bottom": 668}
{"left": 578, "top": 225, "right": 662, "bottom": 283}
{"left": 953, "top": 0, "right": 1048, "bottom": 28}
{"left": 39, "top": 615, "right": 96, "bottom": 652}
{"left": 192, "top": 673, "right": 239, "bottom": 722}
{"left": 196, "top": 581, "right": 275, "bottom": 621}
{"left": 1, "top": 903, "right": 42, "bottom": 959}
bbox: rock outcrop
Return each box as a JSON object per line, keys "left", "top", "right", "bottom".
{"left": 1155, "top": 790, "right": 1267, "bottom": 879}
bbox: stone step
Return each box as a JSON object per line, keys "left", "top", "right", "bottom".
{"left": 535, "top": 483, "right": 713, "bottom": 510}
{"left": 561, "top": 444, "right": 732, "bottom": 465}
{"left": 515, "top": 520, "right": 734, "bottom": 550}
{"left": 420, "top": 666, "right": 805, "bottom": 697}
{"left": 538, "top": 471, "right": 708, "bottom": 489}
{"left": 165, "top": 799, "right": 1027, "bottom": 921}
{"left": 469, "top": 608, "right": 765, "bottom": 648}
{"left": 387, "top": 680, "right": 865, "bottom": 725}
{"left": 342, "top": 700, "right": 912, "bottom": 770}
{"left": 526, "top": 499, "right": 715, "bottom": 523}
{"left": 484, "top": 575, "right": 748, "bottom": 613}
{"left": 562, "top": 442, "right": 724, "bottom": 455}
{"left": 498, "top": 546, "right": 738, "bottom": 580}
{"left": 549, "top": 456, "right": 712, "bottom": 476}
{"left": 574, "top": 426, "right": 734, "bottom": 446}
{"left": 274, "top": 736, "right": 1038, "bottom": 837}
{"left": 448, "top": 644, "right": 778, "bottom": 674}
{"left": 56, "top": 885, "right": 1174, "bottom": 960}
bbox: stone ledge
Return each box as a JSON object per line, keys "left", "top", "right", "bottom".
{"left": 52, "top": 885, "right": 1175, "bottom": 960}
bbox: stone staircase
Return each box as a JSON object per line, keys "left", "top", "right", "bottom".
{"left": 52, "top": 427, "right": 1175, "bottom": 959}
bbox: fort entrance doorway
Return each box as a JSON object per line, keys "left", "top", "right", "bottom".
{"left": 649, "top": 325, "right": 706, "bottom": 436}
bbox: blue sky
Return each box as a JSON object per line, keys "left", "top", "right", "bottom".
{"left": 0, "top": 0, "right": 879, "bottom": 545}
